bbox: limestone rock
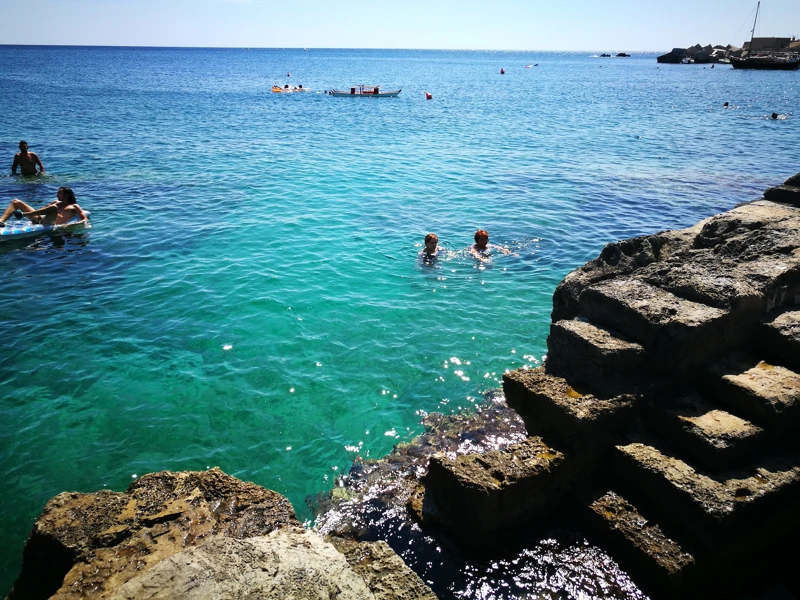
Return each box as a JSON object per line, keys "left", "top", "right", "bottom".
{"left": 422, "top": 437, "right": 567, "bottom": 545}
{"left": 764, "top": 185, "right": 800, "bottom": 206}
{"left": 110, "top": 529, "right": 377, "bottom": 600}
{"left": 10, "top": 468, "right": 437, "bottom": 600}
{"left": 10, "top": 468, "right": 299, "bottom": 600}
{"left": 552, "top": 227, "right": 701, "bottom": 322}
{"left": 327, "top": 536, "right": 438, "bottom": 600}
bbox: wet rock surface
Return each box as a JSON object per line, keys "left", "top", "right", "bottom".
{"left": 314, "top": 397, "right": 646, "bottom": 599}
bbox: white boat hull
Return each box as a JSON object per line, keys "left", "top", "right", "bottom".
{"left": 329, "top": 89, "right": 401, "bottom": 98}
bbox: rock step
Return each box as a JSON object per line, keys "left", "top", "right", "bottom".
{"left": 503, "top": 367, "right": 638, "bottom": 456}
{"left": 703, "top": 353, "right": 800, "bottom": 430}
{"left": 753, "top": 307, "right": 800, "bottom": 372}
{"left": 421, "top": 437, "right": 572, "bottom": 546}
{"left": 579, "top": 278, "right": 743, "bottom": 372}
{"left": 611, "top": 442, "right": 800, "bottom": 552}
{"left": 764, "top": 184, "right": 800, "bottom": 206}
{"left": 546, "top": 318, "right": 645, "bottom": 389}
{"left": 642, "top": 391, "right": 764, "bottom": 473}
{"left": 586, "top": 491, "right": 695, "bottom": 596}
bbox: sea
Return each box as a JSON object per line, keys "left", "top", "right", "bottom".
{"left": 0, "top": 45, "right": 797, "bottom": 597}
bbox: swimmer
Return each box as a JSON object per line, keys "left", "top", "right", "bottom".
{"left": 471, "top": 229, "right": 511, "bottom": 262}
{"left": 419, "top": 233, "right": 439, "bottom": 262}
{"left": 11, "top": 141, "right": 45, "bottom": 176}
{"left": 723, "top": 102, "right": 729, "bottom": 108}
{"left": 771, "top": 112, "right": 779, "bottom": 120}
{"left": 0, "top": 187, "right": 87, "bottom": 228}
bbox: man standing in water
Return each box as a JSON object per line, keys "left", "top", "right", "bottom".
{"left": 11, "top": 141, "right": 45, "bottom": 176}
{"left": 0, "top": 187, "right": 87, "bottom": 228}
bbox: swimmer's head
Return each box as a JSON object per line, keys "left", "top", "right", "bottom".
{"left": 723, "top": 102, "right": 729, "bottom": 107}
{"left": 771, "top": 112, "right": 779, "bottom": 119}
{"left": 18, "top": 141, "right": 28, "bottom": 151}
{"left": 424, "top": 233, "right": 438, "bottom": 252}
{"left": 57, "top": 187, "right": 76, "bottom": 204}
{"left": 474, "top": 229, "right": 489, "bottom": 243}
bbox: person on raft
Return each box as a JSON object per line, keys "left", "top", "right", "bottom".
{"left": 0, "top": 187, "right": 88, "bottom": 228}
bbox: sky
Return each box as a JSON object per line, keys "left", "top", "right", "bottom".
{"left": 2, "top": 0, "right": 799, "bottom": 51}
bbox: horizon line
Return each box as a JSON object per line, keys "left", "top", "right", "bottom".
{"left": 0, "top": 43, "right": 672, "bottom": 53}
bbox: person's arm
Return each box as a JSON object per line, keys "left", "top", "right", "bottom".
{"left": 11, "top": 154, "right": 18, "bottom": 174}
{"left": 67, "top": 204, "right": 89, "bottom": 223}
{"left": 32, "top": 153, "right": 44, "bottom": 174}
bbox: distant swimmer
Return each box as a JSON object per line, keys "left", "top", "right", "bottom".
{"left": 0, "top": 187, "right": 87, "bottom": 228}
{"left": 771, "top": 112, "right": 779, "bottom": 120}
{"left": 500, "top": 68, "right": 505, "bottom": 74}
{"left": 419, "top": 233, "right": 439, "bottom": 262}
{"left": 471, "top": 229, "right": 512, "bottom": 262}
{"left": 11, "top": 141, "right": 45, "bottom": 176}
{"left": 723, "top": 102, "right": 729, "bottom": 107}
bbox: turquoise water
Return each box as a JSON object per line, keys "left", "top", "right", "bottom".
{"left": 0, "top": 46, "right": 797, "bottom": 592}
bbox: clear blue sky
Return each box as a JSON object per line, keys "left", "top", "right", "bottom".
{"left": 3, "top": 0, "right": 799, "bottom": 51}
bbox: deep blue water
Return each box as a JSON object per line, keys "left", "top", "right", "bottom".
{"left": 0, "top": 45, "right": 797, "bottom": 595}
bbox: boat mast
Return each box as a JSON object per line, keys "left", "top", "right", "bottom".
{"left": 748, "top": 1, "right": 760, "bottom": 56}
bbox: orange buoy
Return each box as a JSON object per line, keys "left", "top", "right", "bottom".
{"left": 425, "top": 91, "right": 432, "bottom": 100}
{"left": 500, "top": 68, "right": 505, "bottom": 74}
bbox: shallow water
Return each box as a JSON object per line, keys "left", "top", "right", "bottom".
{"left": 0, "top": 46, "right": 797, "bottom": 593}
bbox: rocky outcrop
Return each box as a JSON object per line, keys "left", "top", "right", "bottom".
{"left": 657, "top": 44, "right": 736, "bottom": 64}
{"left": 7, "top": 468, "right": 435, "bottom": 600}
{"left": 416, "top": 172, "right": 800, "bottom": 597}
{"left": 316, "top": 395, "right": 645, "bottom": 599}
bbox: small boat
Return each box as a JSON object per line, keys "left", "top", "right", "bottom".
{"left": 328, "top": 85, "right": 401, "bottom": 98}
